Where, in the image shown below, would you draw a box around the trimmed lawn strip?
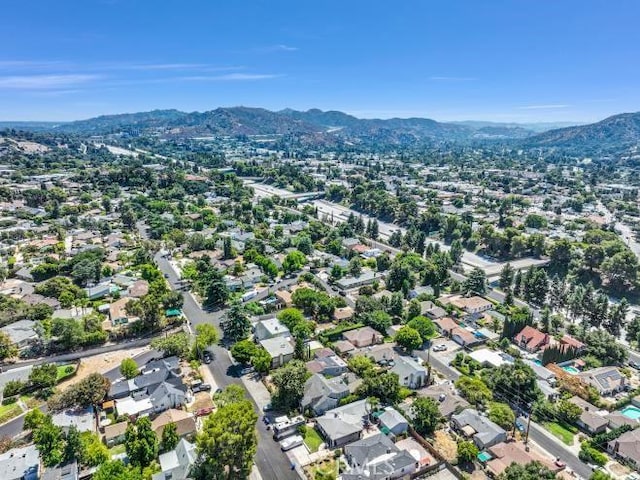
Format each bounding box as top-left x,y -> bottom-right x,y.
0,402 -> 23,424
56,364 -> 78,383
545,421 -> 576,445
304,426 -> 323,453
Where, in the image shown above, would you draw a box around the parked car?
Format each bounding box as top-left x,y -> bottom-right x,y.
196,407 -> 213,417
203,352 -> 212,364
629,361 -> 640,370
280,435 -> 303,451
262,403 -> 273,412
192,382 -> 212,393
432,344 -> 448,352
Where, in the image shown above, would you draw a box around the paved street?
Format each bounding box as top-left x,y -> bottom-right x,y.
154,252 -> 299,480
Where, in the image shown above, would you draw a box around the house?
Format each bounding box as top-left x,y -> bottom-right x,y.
568,396 -> 608,435
85,284 -> 111,300
151,409 -> 197,440
432,317 -> 458,337
115,396 -> 154,417
42,460 -> 78,480
451,326 -> 483,348
109,297 -> 135,327
416,383 -> 469,418
316,399 -> 369,448
274,290 -> 293,308
51,407 -> 96,433
559,334 -> 586,353
259,337 -> 294,368
108,357 -> 183,400
342,433 -> 418,480
469,348 -> 512,369
408,286 -> 435,299
301,373 -> 350,416
333,340 -> 356,355
454,296 -> 493,314
343,326 -> 383,348
608,428 -> 640,468
333,307 -> 354,322
306,354 -> 348,377
152,438 -> 197,480
150,382 -> 188,413
103,421 -> 128,447
0,319 -> 38,349
253,317 -> 290,342
0,444 -> 40,480
378,407 -> 409,436
451,409 -> 508,449
485,442 -> 562,478
575,367 -> 627,396
524,359 -> 557,385
606,411 -> 640,430
335,271 -> 378,291
424,305 -> 447,320
514,326 -> 550,353
391,356 -> 428,389
127,280 -> 149,298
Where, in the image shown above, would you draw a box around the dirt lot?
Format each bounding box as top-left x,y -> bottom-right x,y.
58,346 -> 151,388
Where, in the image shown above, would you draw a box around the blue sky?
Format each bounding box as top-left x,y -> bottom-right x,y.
1,0 -> 639,122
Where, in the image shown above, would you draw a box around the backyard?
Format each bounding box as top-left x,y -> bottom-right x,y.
56,364 -> 78,382
304,458 -> 338,480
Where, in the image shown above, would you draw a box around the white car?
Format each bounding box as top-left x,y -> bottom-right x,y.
279,435 -> 303,451
432,344 -> 448,352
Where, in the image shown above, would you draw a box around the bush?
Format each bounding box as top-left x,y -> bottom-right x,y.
3,380 -> 25,398
579,441 -> 608,466
1,396 -> 17,406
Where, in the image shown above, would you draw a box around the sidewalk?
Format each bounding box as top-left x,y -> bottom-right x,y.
199,364 -> 219,392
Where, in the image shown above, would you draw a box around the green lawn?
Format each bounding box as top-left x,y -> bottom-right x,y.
0,402 -> 23,424
56,364 -> 77,382
304,427 -> 324,453
109,444 -> 126,456
545,421 -> 577,445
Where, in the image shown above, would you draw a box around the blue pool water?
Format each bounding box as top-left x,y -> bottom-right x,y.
563,366 -> 579,374
621,406 -> 640,420
477,451 -> 493,462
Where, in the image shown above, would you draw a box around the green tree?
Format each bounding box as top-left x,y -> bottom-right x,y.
80,431 -> 109,467
283,250 -> 307,273
193,397 -> 257,480
64,425 -> 83,463
161,423 -> 180,452
194,323 -> 219,358
277,308 -> 306,330
251,348 -> 272,374
221,302 -> 251,342
498,461 -> 556,480
33,419 -> 64,466
602,250 -> 638,291
93,460 -> 143,480
487,360 -> 541,407
47,373 -> 111,412
151,332 -> 191,358
271,360 -> 309,410
348,355 -> 376,378
407,316 -> 436,340
125,416 -> 159,468
231,340 -> 257,364
359,371 -> 400,404
213,384 -> 247,408
457,440 -> 479,465
557,398 -> 582,424
412,397 -> 442,436
24,408 -> 48,431
395,325 -> 423,351
119,358 -> 139,379
463,267 -> 486,294
487,402 -> 515,430
0,331 -> 18,360
455,376 -> 492,406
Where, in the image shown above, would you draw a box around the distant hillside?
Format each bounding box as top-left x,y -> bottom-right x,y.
53,107 -> 546,145
526,112 -> 640,153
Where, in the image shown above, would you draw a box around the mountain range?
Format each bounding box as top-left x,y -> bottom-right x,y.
3,107 -> 640,155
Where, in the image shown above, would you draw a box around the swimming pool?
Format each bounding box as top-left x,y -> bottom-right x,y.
477,451 -> 493,462
621,406 -> 640,420
562,366 -> 579,374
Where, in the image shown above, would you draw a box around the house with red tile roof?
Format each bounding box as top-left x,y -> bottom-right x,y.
514,326 -> 550,353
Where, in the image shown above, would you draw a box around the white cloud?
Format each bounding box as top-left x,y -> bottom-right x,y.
0,74 -> 100,89
519,104 -> 570,110
257,44 -> 298,53
181,73 -> 282,81
429,76 -> 476,81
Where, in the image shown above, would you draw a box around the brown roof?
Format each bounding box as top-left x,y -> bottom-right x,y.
514,326 -> 548,351
104,421 -> 128,439
434,317 -> 458,333
128,280 -> 149,298
151,409 -> 196,439
275,290 -> 292,305
333,340 -> 356,354
109,297 -> 132,321
560,334 -> 585,350
343,326 -> 382,344
487,442 -> 560,477
333,307 -> 354,321
451,326 -> 477,344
